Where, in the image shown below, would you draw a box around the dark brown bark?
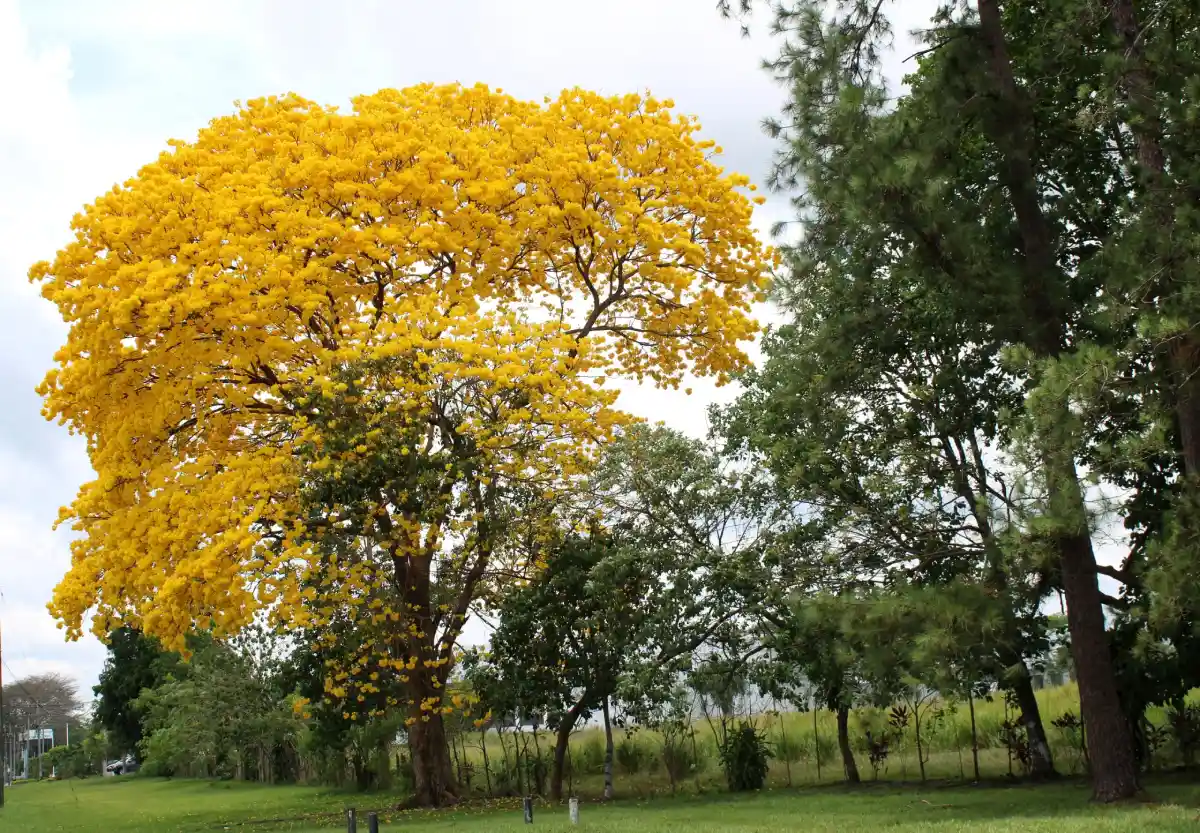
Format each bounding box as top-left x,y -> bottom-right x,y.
836,706 -> 860,784
530,724 -> 544,795
550,699 -> 588,801
602,697 -> 614,800
813,706 -> 822,781
1010,663 -> 1056,779
408,711 -> 459,808
1109,0 -> 1200,480
914,704 -> 927,782
1170,337 -> 1200,478
778,710 -> 793,787
975,0 -> 1139,802
969,691 -> 981,781
479,726 -> 492,796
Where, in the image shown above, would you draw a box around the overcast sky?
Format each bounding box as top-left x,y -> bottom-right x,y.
0,0 -> 965,696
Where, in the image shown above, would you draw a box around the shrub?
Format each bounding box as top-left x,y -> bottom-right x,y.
865,730 -> 890,780
1050,710 -> 1087,775
615,735 -> 652,775
719,722 -> 772,792
1167,703 -> 1200,767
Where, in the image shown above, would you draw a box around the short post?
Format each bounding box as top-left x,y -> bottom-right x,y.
346,807 -> 357,833
367,811 -> 380,833
523,795 -> 534,824
569,797 -> 580,825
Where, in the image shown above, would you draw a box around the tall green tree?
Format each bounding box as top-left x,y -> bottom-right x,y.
481,531 -> 648,800
93,627 -> 181,756
724,0 -> 1185,799
715,215 -> 1059,777
480,425 -> 780,799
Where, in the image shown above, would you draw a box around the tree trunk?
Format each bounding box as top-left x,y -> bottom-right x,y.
602,697 -> 615,800
480,727 -> 493,796
1169,338 -> 1200,478
408,713 -> 459,807
550,700 -> 587,801
968,692 -> 980,782
779,710 -> 792,787
1011,662 -> 1056,779
515,726 -> 527,796
450,727 -> 462,788
914,709 -> 926,782
530,723 -> 544,795
975,0 -> 1139,802
1059,530 -> 1139,799
836,706 -> 860,784
813,705 -> 822,781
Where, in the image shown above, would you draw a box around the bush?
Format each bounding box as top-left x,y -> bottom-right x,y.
1167,703 -> 1200,767
1050,710 -> 1087,775
615,735 -> 653,775
719,722 -> 772,792
661,729 -> 701,785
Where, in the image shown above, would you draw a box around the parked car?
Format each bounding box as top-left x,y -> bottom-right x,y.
106,757 -> 139,776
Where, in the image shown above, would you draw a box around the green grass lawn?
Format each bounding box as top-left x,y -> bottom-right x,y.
5,775 -> 1200,833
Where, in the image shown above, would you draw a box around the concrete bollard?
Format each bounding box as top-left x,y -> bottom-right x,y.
569,797 -> 580,825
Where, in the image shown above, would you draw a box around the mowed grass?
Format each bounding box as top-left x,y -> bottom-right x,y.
6,775 -> 1200,833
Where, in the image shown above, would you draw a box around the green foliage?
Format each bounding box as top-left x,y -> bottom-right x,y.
1165,703 -> 1200,767
718,722 -> 772,792
1050,711 -> 1087,775
134,633 -> 301,783
93,626 -> 182,756
615,734 -> 654,776
473,529 -> 644,758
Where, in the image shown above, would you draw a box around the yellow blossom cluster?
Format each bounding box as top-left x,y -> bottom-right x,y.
33,84 -> 773,683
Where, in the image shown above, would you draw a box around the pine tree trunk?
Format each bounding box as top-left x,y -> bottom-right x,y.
602,698 -> 615,800
1011,662 -> 1056,779
975,0 -> 1139,802
1169,338 -> 1200,478
836,706 -> 860,784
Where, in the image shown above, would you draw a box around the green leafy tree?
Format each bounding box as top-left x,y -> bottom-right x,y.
93,627 -> 182,756
136,634 -> 300,782
722,0 -> 1182,799
481,530 -> 649,800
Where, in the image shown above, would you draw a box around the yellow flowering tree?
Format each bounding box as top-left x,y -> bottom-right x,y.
34,83 -> 771,804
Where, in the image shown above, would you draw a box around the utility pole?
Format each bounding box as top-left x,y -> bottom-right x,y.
0,619 -> 5,807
